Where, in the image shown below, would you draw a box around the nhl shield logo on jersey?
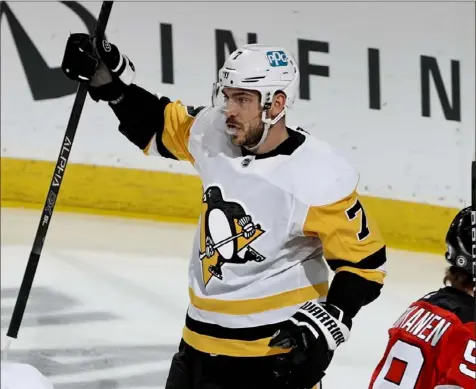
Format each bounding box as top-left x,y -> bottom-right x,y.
199,186 -> 266,286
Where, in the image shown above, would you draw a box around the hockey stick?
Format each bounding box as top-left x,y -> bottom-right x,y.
199,224 -> 262,260
3,1 -> 114,354
472,156 -> 476,290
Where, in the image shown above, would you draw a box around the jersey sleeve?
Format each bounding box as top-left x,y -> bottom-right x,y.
438,322 -> 475,388
108,83 -> 204,164
303,189 -> 387,284
302,170 -> 387,318
144,101 -> 203,163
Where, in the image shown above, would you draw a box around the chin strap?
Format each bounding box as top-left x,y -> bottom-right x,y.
244,108 -> 286,152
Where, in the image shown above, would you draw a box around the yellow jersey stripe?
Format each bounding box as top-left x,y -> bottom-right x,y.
189,281 -> 328,315
335,266 -> 386,284
162,101 -> 195,163
182,327 -> 291,357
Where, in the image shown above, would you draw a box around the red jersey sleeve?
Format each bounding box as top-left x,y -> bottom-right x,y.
437,321 -> 475,388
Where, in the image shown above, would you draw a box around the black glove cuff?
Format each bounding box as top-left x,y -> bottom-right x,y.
89,81 -> 125,102
107,84 -> 171,151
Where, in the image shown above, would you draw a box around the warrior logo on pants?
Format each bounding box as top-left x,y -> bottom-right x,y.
200,186 -> 266,286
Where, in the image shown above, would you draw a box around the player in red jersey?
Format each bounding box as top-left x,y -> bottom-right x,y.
369,206 -> 475,389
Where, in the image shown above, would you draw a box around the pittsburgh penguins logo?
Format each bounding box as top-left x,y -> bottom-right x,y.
200,186 -> 266,286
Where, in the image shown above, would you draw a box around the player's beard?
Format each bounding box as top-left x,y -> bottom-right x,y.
242,122 -> 265,148
227,117 -> 264,149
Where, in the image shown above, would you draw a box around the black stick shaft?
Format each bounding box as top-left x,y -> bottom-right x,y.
472,160 -> 476,288
6,1 -> 114,340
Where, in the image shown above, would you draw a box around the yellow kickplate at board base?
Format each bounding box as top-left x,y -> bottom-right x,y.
0,157 -> 459,255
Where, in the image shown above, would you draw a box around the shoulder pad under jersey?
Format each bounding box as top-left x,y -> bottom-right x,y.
420,287 -> 474,324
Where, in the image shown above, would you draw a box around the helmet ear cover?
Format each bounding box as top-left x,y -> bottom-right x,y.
445,206 -> 473,276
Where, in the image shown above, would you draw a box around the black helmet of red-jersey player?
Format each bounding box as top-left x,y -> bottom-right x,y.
445,206 -> 473,275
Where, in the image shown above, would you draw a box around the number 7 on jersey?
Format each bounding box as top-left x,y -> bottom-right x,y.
346,199 -> 370,241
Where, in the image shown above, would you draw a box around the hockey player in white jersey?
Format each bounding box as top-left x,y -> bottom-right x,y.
61,34 -> 388,389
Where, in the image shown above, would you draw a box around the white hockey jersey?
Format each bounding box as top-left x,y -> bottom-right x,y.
144,101 -> 386,357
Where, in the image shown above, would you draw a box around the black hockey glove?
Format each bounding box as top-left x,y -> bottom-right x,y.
61,33 -> 136,103
269,301 -> 351,388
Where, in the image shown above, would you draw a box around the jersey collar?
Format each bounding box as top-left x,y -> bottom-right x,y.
241,127 -> 306,160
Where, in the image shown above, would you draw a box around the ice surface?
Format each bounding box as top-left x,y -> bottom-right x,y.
1,208 -> 448,388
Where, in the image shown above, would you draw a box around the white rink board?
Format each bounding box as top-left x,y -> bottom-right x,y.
1,2 -> 474,207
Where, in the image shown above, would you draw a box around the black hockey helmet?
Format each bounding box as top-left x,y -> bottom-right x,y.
445,206 -> 473,275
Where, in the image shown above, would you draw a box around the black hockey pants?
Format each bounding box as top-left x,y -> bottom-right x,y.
164,339 -> 321,389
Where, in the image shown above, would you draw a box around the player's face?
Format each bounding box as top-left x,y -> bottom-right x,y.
222,88 -> 264,148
